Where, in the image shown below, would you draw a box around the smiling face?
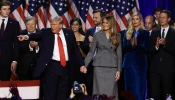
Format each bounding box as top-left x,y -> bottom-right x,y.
93,12 -> 102,26
0,5 -> 10,18
132,15 -> 141,28
102,18 -> 111,31
70,21 -> 81,33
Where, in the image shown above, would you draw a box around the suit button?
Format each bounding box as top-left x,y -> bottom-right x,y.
111,47 -> 112,49
46,64 -> 47,65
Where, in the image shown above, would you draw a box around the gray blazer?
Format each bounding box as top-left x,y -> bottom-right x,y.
85,31 -> 122,72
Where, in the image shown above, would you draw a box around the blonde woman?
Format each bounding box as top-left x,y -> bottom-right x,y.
122,13 -> 149,100
85,15 -> 122,100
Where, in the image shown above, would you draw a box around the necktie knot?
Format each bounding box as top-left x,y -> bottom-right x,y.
2,19 -> 5,22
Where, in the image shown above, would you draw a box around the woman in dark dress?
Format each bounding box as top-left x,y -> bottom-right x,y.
70,18 -> 86,84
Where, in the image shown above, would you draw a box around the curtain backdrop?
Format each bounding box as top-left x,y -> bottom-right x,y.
139,0 -> 175,20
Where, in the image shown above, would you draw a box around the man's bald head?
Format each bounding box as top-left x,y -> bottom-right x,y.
145,15 -> 154,30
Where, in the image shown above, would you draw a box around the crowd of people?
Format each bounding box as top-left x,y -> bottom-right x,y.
1,0 -> 175,100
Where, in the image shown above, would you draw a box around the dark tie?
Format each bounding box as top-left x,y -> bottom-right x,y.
57,34 -> 66,67
0,19 -> 5,36
162,29 -> 165,38
32,47 -> 36,53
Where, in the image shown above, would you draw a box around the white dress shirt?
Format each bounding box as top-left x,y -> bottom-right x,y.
52,29 -> 69,61
0,16 -> 8,30
95,26 -> 101,32
149,30 -> 152,36
161,26 -> 169,38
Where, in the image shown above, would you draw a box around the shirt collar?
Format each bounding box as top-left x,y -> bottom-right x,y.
55,29 -> 64,36
0,16 -> 8,21
28,30 -> 36,34
161,26 -> 169,32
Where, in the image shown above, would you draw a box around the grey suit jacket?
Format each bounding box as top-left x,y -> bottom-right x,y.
85,31 -> 122,72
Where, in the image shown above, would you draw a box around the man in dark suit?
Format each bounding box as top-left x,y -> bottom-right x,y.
18,16 -> 86,100
149,10 -> 175,100
16,16 -> 40,80
83,9 -> 106,95
0,0 -> 20,81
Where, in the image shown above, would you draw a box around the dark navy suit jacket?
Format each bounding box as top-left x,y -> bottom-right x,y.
28,28 -> 84,78
83,27 -> 96,54
0,17 -> 20,68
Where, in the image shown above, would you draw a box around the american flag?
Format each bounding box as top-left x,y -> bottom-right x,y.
9,0 -> 139,32
9,0 -> 25,30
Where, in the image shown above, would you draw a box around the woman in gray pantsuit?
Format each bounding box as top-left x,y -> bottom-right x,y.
84,15 -> 122,100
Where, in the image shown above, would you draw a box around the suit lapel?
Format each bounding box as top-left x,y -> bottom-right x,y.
99,31 -> 110,48
62,29 -> 70,53
1,18 -> 12,37
165,27 -> 171,40
4,18 -> 13,33
158,28 -> 161,38
92,27 -> 96,35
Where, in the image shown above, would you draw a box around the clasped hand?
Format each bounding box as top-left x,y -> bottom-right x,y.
80,66 -> 87,74
156,37 -> 166,48
130,37 -> 137,46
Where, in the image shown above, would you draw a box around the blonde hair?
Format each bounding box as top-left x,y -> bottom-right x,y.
126,13 -> 145,40
102,15 -> 119,46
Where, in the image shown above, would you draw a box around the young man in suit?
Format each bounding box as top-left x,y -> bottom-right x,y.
149,10 -> 175,100
83,9 -> 106,95
18,16 -> 86,100
153,7 -> 164,28
0,0 -> 20,81
16,16 -> 40,80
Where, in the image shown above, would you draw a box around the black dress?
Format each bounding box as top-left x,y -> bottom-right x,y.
71,41 -> 86,84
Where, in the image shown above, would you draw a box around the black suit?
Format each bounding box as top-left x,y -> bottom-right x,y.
149,27 -> 175,100
16,29 -> 40,80
28,28 -> 84,100
0,17 -> 20,81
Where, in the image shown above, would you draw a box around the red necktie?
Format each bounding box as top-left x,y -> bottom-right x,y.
57,34 -> 66,67
0,19 -> 5,36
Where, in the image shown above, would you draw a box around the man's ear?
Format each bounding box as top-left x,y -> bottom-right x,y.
60,24 -> 63,28
168,18 -> 171,22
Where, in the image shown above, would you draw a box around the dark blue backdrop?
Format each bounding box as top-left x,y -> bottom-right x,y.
139,0 -> 175,20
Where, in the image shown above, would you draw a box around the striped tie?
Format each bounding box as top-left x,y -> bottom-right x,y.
0,19 -> 5,36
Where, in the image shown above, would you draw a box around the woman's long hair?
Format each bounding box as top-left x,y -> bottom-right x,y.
70,18 -> 85,35
126,13 -> 145,40
102,15 -> 119,46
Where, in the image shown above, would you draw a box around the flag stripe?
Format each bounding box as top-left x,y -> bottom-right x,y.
10,0 -> 140,32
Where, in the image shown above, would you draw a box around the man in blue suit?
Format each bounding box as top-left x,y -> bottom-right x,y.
18,16 -> 86,100
83,9 -> 106,95
0,1 -> 20,81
